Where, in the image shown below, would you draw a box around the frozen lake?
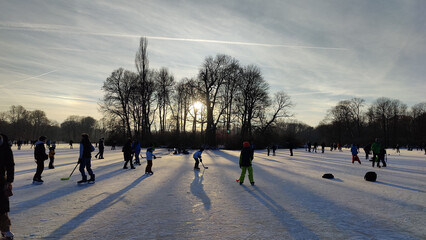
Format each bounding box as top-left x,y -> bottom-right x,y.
9,145 -> 426,239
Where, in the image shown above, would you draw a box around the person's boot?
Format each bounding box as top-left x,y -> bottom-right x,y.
1,231 -> 14,240
88,174 -> 95,184
78,176 -> 87,184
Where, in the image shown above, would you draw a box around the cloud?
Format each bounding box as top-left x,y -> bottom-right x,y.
1,0 -> 425,127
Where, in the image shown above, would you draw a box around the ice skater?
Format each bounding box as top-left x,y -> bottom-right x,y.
95,138 -> 104,159
133,140 -> 141,165
0,134 -> 15,240
48,144 -> 56,169
238,141 -> 255,186
363,143 -> 371,160
78,133 -> 96,184
145,146 -> 156,175
193,148 -> 204,170
33,136 -> 48,184
122,138 -> 135,169
351,144 -> 361,164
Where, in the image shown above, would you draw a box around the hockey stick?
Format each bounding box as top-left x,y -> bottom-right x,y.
61,162 -> 79,180
201,161 -> 208,169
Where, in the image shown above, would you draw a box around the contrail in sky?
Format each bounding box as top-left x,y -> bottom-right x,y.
14,70 -> 57,84
0,22 -> 349,51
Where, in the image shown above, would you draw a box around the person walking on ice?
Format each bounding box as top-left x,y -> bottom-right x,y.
145,146 -> 156,175
78,133 -> 95,184
351,144 -> 361,164
122,138 -> 135,169
238,141 -> 255,186
193,148 -> 204,170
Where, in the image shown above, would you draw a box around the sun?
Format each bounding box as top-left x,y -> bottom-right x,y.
193,101 -> 203,111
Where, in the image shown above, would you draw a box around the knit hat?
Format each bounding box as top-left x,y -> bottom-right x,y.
243,141 -> 250,148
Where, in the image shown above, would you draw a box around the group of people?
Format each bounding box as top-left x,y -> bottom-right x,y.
346,139 -> 387,167
33,134 -> 98,184
192,142 -> 255,186
122,138 -> 156,175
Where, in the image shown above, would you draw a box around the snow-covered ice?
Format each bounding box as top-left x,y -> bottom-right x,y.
9,145 -> 426,239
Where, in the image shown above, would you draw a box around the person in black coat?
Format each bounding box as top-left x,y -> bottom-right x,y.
0,134 -> 15,239
33,136 -> 48,183
238,141 -> 255,185
122,138 -> 135,169
78,133 -> 95,183
95,138 -> 104,159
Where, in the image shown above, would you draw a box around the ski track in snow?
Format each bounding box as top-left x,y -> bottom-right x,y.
8,145 -> 426,239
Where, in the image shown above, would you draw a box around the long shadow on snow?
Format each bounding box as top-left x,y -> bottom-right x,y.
216,150 -> 421,239
12,161 -> 136,212
376,181 -> 425,193
242,185 -> 321,239
209,150 -> 320,239
190,168 -> 211,211
44,174 -> 150,239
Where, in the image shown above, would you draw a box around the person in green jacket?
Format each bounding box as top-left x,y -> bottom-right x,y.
371,138 -> 381,167
238,141 -> 255,186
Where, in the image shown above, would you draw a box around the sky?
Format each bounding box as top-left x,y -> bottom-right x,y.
0,0 -> 425,127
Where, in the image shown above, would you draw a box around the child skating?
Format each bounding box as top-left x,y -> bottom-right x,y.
193,148 -> 204,170
351,144 -> 361,164
145,146 -> 156,175
48,144 -> 56,169
238,141 -> 255,186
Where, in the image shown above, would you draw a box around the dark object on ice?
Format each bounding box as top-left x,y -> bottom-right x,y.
322,173 -> 334,179
364,171 -> 377,182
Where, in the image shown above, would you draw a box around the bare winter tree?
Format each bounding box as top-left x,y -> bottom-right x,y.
155,67 -> 175,133
349,98 -> 365,138
220,59 -> 241,134
135,37 -> 155,142
197,54 -> 235,146
368,97 -> 394,146
101,68 -> 136,138
259,91 -> 293,133
236,65 -> 270,140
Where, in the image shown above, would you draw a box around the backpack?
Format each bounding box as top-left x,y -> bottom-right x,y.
364,171 -> 377,182
322,173 -> 334,179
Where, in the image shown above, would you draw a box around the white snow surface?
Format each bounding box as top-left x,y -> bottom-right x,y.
9,145 -> 426,239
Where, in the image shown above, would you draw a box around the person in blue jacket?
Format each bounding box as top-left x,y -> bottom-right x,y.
132,140 -> 142,165
350,144 -> 361,164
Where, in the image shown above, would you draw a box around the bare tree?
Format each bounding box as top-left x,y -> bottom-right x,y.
197,54 -> 235,146
259,91 -> 293,133
101,68 -> 136,138
236,65 -> 270,140
155,68 -> 175,133
349,98 -> 365,138
135,37 -> 155,142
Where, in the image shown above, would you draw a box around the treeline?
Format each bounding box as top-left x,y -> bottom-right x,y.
99,37 -> 293,148
0,105 -> 107,144
315,98 -> 426,147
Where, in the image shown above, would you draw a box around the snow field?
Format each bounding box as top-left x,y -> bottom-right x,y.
9,145 -> 426,239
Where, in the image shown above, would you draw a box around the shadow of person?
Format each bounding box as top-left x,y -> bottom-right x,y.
190,169 -> 211,211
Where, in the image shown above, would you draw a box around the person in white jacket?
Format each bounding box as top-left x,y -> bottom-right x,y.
145,147 -> 156,175
192,148 -> 204,170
